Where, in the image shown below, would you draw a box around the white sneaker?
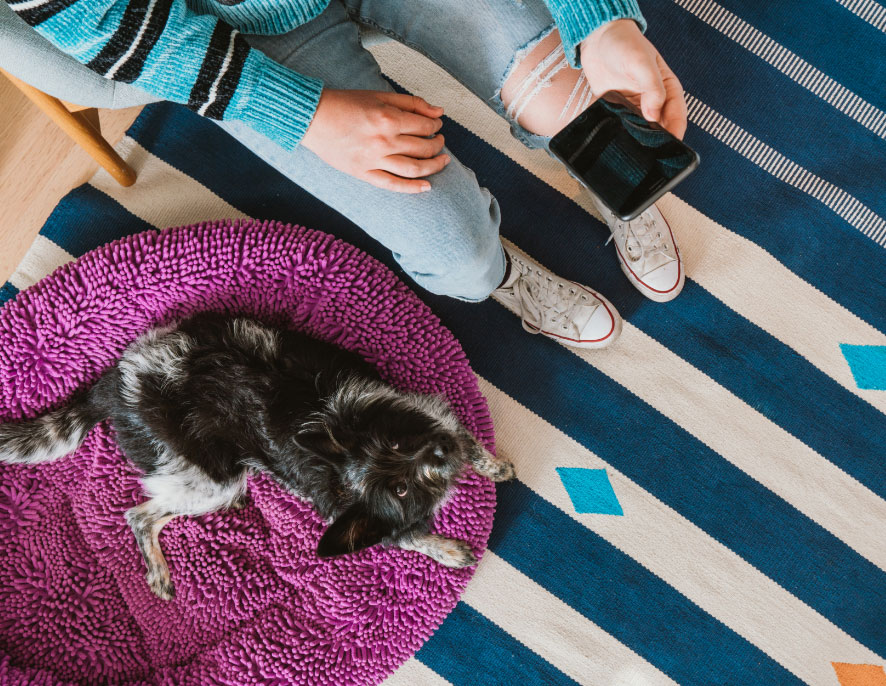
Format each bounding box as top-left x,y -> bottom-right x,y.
595,200 -> 684,303
493,244 -> 622,349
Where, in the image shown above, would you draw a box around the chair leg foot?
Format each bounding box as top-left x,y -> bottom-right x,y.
1,69 -> 137,187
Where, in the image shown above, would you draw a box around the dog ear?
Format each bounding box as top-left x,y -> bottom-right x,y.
317,502 -> 389,558
296,422 -> 346,457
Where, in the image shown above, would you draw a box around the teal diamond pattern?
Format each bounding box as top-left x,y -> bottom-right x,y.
840,344 -> 886,390
556,467 -> 623,516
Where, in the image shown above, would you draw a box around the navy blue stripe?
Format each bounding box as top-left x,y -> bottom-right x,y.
483,481 -> 803,685
38,185 -> 155,258
642,0 -> 886,216
665,0 -> 886,110
445,117 -> 886,502
123,103 -> 886,655
417,603 -> 579,686
431,297 -> 886,658
676,123 -> 886,332
124,103 -> 886,499
0,282 -> 19,307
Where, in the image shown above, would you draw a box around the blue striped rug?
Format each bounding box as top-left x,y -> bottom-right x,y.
3,2 -> 885,683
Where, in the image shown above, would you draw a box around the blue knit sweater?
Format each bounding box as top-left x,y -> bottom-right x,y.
6,0 -> 645,150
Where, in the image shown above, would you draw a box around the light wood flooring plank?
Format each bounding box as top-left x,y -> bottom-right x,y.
0,75 -> 142,283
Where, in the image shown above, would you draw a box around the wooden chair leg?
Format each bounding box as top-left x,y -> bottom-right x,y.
0,68 -> 137,187
73,107 -> 102,134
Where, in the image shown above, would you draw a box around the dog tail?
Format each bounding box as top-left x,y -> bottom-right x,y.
0,391 -> 104,465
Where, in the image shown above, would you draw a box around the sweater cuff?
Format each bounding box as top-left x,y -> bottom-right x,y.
545,0 -> 647,68
233,52 -> 324,151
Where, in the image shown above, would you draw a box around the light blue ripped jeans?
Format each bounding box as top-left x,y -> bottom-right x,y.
219,0 -> 565,301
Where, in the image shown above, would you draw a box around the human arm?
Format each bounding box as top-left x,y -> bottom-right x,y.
4,0 -> 322,149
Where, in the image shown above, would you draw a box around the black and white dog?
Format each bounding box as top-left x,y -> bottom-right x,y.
0,312 -> 514,599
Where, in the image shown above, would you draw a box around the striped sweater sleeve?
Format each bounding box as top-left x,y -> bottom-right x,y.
4,0 -> 323,150
542,0 -> 647,68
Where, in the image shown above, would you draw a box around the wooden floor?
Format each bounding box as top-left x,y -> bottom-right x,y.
0,74 -> 143,284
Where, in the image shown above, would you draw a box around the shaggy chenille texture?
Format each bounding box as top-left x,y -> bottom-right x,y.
0,219 -> 496,686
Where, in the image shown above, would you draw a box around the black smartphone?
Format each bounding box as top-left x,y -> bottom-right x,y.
549,95 -> 699,221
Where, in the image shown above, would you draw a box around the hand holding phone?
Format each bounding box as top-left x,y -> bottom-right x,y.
549,94 -> 699,221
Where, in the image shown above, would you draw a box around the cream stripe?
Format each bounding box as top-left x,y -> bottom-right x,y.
657,193 -> 886,416
8,235 -> 75,291
673,0 -> 886,138
834,0 -> 886,31
480,379 -> 886,684
500,238 -> 886,572
463,552 -> 679,686
90,137 -> 249,228
368,40 -> 886,415
382,658 -> 452,686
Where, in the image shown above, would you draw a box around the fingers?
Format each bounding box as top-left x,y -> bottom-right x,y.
377,92 -> 444,118
363,170 -> 432,194
361,150 -> 451,194
375,92 -> 444,135
379,153 -> 451,179
656,54 -> 688,139
633,60 -> 667,124
395,133 -> 445,159
395,110 -> 443,136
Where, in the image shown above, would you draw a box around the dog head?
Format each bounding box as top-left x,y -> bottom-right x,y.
296,377 -> 478,558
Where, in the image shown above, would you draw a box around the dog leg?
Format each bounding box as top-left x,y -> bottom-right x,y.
229,492 -> 249,510
397,533 -> 478,568
471,446 -> 516,482
125,500 -> 176,600
132,462 -> 248,599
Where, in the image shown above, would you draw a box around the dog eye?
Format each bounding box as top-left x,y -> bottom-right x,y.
394,482 -> 408,497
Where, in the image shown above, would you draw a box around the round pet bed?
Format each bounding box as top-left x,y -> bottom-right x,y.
0,219 -> 496,685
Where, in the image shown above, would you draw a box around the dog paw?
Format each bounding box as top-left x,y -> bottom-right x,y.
473,449 -> 516,482
146,570 -> 175,601
487,459 -> 516,482
436,539 -> 478,569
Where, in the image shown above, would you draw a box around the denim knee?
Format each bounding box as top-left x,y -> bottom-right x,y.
396,183 -> 507,302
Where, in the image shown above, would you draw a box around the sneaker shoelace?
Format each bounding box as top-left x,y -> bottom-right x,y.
509,261 -> 598,337
605,212 -> 670,264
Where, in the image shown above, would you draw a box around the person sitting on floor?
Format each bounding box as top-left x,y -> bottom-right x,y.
6,0 -> 688,348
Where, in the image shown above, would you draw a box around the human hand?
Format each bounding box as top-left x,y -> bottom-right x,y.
579,19 -> 688,139
300,89 -> 450,193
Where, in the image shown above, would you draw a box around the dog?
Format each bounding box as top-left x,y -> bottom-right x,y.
0,312 -> 514,599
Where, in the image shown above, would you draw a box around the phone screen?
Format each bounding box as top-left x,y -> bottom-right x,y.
549,97 -> 699,221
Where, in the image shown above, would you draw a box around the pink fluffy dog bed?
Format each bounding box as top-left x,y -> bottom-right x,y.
0,219 -> 496,685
